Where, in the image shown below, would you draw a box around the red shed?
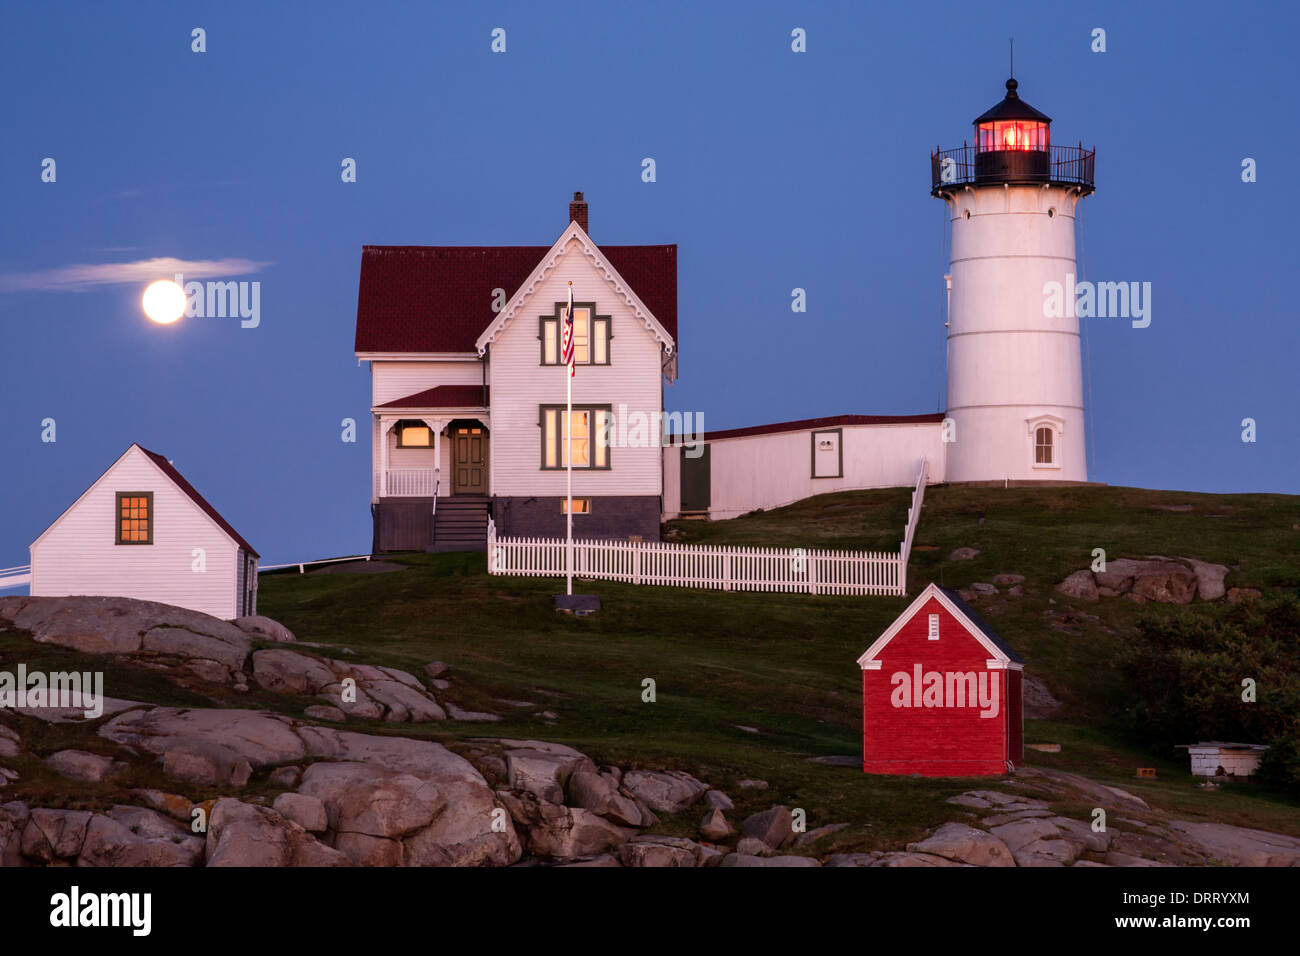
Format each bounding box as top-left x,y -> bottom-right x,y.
858,583 -> 1024,777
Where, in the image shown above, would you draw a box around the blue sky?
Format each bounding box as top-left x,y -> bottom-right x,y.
1,0 -> 1296,567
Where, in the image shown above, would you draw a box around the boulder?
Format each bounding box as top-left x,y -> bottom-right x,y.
129,790 -> 194,822
0,595 -> 250,660
0,725 -> 19,758
825,852 -> 883,867
907,823 -> 1014,867
699,808 -> 732,842
78,813 -> 203,867
737,778 -> 768,790
970,582 -> 998,595
141,626 -> 248,672
44,749 -> 125,783
1167,821 -> 1300,867
741,806 -> 795,849
232,615 -> 296,642
424,661 -> 449,679
107,805 -> 192,841
794,822 -> 850,848
948,548 -> 980,561
621,770 -> 709,813
1131,561 -> 1197,604
1183,559 -> 1229,601
162,738 -> 253,787
252,649 -> 337,694
443,702 -> 500,722
620,835 -> 698,867
101,707 -> 308,767
205,798 -> 351,867
1227,587 -> 1262,604
992,574 -> 1025,586
704,790 -> 734,811
1054,570 -> 1099,601
269,766 -> 303,788
1093,558 -> 1148,593
507,746 -> 595,804
735,836 -> 773,856
272,793 -> 329,833
21,808 -> 92,863
568,770 -> 644,827
0,801 -> 31,867
524,807 -> 635,861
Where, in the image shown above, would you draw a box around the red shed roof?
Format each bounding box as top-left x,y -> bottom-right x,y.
354,243 -> 677,355
136,445 -> 259,558
694,413 -> 945,443
376,385 -> 489,410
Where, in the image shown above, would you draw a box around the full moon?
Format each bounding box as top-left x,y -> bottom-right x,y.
141,279 -> 187,324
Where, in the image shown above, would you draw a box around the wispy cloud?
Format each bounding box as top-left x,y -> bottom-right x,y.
0,257 -> 273,293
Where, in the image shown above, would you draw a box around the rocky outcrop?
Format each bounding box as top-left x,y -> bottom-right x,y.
620,770 -> 709,813
1054,556 -> 1231,604
906,823 -> 1014,867
252,649 -> 446,723
232,615 -> 296,643
44,749 -> 126,783
206,799 -> 351,867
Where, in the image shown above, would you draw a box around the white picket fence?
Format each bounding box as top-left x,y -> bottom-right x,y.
487,458 -> 928,597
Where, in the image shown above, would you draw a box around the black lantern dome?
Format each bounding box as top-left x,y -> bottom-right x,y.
930,76 -> 1093,196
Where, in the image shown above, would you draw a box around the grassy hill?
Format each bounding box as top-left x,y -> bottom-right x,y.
256,484 -> 1300,851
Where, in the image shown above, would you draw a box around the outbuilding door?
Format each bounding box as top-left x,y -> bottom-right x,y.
453,426 -> 488,495
680,444 -> 711,512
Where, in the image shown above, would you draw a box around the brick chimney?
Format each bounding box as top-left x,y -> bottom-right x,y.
568,191 -> 589,234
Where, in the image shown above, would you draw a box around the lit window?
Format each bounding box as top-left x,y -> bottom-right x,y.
1035,426 -> 1054,465
562,497 -> 592,515
541,303 -> 610,366
397,423 -> 431,448
928,613 -> 940,641
116,492 -> 153,544
541,405 -> 610,469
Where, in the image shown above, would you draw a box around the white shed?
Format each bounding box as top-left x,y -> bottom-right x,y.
30,444 -> 259,620
1178,742 -> 1269,778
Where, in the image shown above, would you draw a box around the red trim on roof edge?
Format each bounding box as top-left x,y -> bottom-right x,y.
377,385 -> 490,410
136,445 -> 259,557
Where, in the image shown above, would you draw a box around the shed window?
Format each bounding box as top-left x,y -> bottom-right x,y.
116,492 -> 153,544
928,613 -> 940,640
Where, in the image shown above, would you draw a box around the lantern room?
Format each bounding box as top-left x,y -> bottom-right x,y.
973,78 -> 1051,182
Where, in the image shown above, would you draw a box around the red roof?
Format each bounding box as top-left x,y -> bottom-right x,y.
136,445 -> 259,558
354,243 -> 677,354
695,413 -> 945,442
377,385 -> 489,409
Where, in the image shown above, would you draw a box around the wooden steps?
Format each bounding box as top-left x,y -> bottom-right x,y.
430,496 -> 489,552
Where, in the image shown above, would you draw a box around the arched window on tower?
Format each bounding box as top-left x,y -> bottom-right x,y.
1035,426 -> 1055,465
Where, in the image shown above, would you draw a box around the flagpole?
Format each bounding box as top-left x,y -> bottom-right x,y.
565,283 -> 574,596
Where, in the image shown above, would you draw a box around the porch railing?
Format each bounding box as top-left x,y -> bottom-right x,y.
384,468 -> 437,497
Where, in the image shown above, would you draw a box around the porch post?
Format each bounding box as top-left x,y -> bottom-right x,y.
379,416 -> 392,497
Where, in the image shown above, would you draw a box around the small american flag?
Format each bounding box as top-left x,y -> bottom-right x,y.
560,282 -> 575,377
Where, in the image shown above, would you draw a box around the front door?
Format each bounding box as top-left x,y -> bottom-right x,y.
453,426 -> 488,494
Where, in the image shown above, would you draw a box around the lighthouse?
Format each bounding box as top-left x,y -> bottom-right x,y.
932,78 -> 1095,483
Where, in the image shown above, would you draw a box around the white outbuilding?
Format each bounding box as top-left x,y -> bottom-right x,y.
1178,742 -> 1269,779
30,444 -> 259,619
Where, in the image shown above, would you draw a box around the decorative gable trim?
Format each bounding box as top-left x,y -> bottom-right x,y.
856,583 -> 1021,670
474,221 -> 675,357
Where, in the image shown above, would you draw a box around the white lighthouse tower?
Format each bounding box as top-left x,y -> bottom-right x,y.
932,78 -> 1095,482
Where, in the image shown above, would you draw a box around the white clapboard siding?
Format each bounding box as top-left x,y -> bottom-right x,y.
371,359 -> 483,406
681,423 -> 945,520
30,446 -> 243,619
487,519 -> 905,596
487,237 -> 665,499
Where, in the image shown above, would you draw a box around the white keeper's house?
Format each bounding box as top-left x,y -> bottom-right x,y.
29,443 -> 259,619
357,76 -> 1097,550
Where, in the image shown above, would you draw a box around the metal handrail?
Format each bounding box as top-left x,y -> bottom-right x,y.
931,143 -> 1095,193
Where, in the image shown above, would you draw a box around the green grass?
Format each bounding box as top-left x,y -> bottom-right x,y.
244,483 -> 1300,850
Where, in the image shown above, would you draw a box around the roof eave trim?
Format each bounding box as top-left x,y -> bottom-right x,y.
473,221 -> 676,356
